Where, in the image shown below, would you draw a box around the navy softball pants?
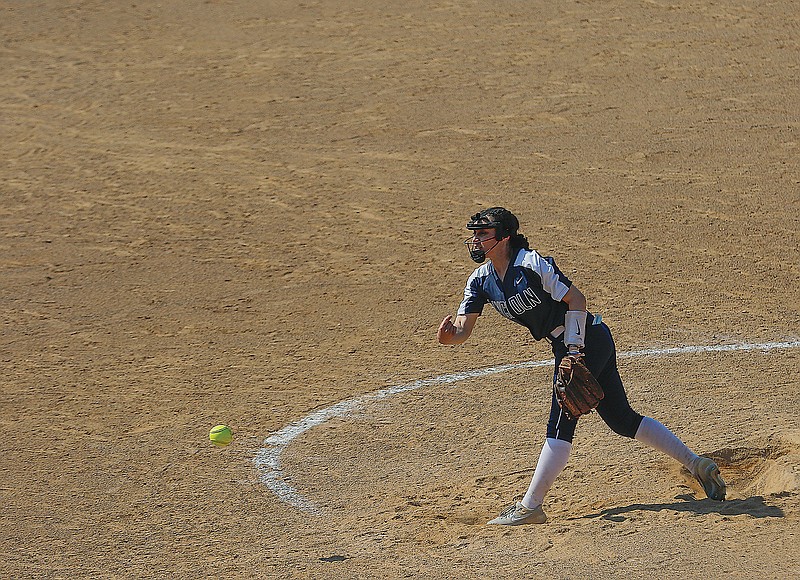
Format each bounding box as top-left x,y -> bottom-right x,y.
547,317 -> 643,443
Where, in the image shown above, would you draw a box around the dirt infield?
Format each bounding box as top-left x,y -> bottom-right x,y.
2,1 -> 799,578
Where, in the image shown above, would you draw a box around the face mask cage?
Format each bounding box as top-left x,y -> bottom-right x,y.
465,211 -> 511,262
463,229 -> 500,263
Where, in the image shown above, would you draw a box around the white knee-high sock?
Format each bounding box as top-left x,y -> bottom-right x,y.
634,416 -> 699,470
521,438 -> 572,510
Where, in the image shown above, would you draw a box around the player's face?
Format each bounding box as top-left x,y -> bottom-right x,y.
470,228 -> 498,247
464,227 -> 501,257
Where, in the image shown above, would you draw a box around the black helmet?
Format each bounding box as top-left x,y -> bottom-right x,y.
466,207 -> 519,240
464,207 -> 520,263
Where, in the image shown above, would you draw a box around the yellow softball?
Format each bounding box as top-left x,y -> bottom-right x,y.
209,424 -> 233,447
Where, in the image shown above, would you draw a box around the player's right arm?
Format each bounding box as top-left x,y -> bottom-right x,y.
437,313 -> 479,345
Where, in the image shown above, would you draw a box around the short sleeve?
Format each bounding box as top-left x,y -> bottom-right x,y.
520,252 -> 571,302
457,271 -> 487,315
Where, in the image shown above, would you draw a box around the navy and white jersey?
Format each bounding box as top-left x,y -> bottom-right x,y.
457,248 -> 573,341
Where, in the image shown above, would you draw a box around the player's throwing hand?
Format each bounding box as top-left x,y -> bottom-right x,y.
437,315 -> 457,343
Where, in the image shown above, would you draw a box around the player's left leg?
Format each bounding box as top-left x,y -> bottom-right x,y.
487,436 -> 570,526
486,361 -> 578,525
520,437 -> 572,510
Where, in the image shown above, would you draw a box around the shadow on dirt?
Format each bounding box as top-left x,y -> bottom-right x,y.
578,494 -> 786,521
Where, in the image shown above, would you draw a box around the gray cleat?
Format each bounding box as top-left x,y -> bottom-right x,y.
487,501 -> 547,525
692,457 -> 726,501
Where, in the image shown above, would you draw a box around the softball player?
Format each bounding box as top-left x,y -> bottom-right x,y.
437,207 -> 726,525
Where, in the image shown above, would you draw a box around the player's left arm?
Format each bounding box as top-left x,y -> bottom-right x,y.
562,285 -> 586,311
562,285 -> 588,353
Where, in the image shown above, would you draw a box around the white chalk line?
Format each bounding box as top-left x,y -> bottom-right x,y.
252,339 -> 800,513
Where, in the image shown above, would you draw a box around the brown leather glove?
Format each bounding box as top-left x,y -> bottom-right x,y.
554,354 -> 604,419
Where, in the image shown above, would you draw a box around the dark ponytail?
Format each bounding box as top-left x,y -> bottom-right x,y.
510,233 -> 530,250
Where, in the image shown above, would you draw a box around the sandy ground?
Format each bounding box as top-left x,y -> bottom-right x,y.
2,0 -> 799,578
